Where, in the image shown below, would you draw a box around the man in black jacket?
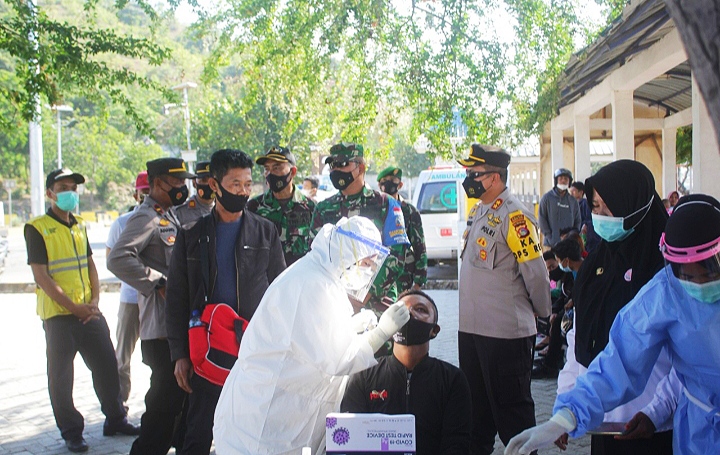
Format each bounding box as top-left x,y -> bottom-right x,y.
341,290 -> 472,455
165,149 -> 286,455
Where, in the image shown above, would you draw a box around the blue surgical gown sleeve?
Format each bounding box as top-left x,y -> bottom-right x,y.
641,367 -> 681,432
553,274 -> 670,437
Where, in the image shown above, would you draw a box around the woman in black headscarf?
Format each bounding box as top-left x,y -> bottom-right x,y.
557,160 -> 674,454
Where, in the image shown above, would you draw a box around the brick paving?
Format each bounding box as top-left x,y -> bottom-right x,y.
0,290 -> 590,455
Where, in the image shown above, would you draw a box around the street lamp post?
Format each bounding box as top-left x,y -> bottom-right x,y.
171,82 -> 198,173
51,105 -> 73,168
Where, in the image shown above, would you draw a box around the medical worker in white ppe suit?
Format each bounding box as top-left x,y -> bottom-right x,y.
505,194 -> 720,455
214,216 -> 410,455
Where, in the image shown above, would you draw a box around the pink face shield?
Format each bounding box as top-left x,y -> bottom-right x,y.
660,232 -> 720,281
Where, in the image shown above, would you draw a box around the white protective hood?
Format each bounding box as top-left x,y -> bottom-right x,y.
214,216 -> 382,455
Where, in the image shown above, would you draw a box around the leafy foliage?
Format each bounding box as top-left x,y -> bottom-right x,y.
0,0 -> 173,134
0,0 -> 623,214
676,125 -> 691,164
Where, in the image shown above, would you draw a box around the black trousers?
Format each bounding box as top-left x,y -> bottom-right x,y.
130,339 -> 186,455
544,309 -> 565,369
591,430 -> 673,455
43,315 -> 126,441
178,374 -> 223,455
459,332 -> 536,455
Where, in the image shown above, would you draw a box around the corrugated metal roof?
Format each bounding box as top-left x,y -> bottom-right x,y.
559,0 -> 691,115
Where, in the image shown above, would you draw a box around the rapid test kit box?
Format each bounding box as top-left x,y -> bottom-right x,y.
325,413 -> 416,454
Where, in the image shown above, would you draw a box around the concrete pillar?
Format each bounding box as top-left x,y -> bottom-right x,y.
551,128 -> 564,173
611,90 -> 635,160
662,127 -> 677,196
691,76 -> 720,196
574,115 -> 591,182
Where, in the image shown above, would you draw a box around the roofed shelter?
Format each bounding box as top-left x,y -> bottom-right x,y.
540,0 -> 720,197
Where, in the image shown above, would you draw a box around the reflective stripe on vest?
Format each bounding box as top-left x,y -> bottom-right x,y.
28,214 -> 92,320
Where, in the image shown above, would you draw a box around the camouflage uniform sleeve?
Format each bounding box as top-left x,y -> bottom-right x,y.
310,201 -> 325,235
311,198 -> 339,235
405,203 -> 427,286
306,198 -> 317,243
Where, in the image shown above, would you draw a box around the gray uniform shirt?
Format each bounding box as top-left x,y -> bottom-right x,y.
174,194 -> 213,229
107,196 -> 181,340
459,188 -> 552,339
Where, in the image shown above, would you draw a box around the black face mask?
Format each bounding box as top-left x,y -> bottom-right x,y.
549,267 -> 565,282
462,175 -> 487,199
393,317 -> 437,346
267,171 -> 292,193
330,169 -> 355,191
196,184 -> 214,200
166,184 -> 189,206
216,182 -> 249,213
380,181 -> 399,195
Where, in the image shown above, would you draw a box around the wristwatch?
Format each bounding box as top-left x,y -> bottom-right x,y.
155,277 -> 167,289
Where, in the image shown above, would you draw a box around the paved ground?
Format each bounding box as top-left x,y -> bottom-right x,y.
0,224 -> 590,454
0,290 -> 590,455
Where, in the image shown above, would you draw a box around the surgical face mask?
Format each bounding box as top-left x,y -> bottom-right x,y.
592,214 -> 631,242
393,317 -> 436,346
196,184 -> 214,200
333,225 -> 390,302
556,184 -> 569,191
379,181 -> 399,195
55,191 -> 79,212
340,264 -> 376,292
330,169 -> 355,191
559,261 -> 572,273
216,182 -> 249,213
592,197 -> 654,243
301,189 -> 313,199
267,171 -> 292,193
678,279 -> 720,304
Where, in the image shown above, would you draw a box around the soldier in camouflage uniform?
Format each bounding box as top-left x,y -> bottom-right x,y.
174,160 -> 214,229
311,143 -> 410,321
247,146 -> 315,266
377,166 -> 427,291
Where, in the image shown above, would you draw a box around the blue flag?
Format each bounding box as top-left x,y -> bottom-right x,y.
382,197 -> 410,246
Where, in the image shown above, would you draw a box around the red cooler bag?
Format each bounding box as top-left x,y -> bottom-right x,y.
188,303 -> 249,386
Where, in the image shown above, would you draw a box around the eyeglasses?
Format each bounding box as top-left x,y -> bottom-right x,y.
330,159 -> 360,170
466,170 -> 496,179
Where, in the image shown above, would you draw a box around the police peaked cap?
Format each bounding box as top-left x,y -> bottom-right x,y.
457,144 -> 511,169
377,166 -> 402,181
146,157 -> 196,179
195,161 -> 211,177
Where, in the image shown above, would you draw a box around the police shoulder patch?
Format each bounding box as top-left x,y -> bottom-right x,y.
506,210 -> 541,264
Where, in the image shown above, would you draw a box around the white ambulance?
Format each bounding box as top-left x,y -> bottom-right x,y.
412,166 -> 478,262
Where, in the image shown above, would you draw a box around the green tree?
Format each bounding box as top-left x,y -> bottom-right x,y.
676,126 -> 691,165
53,114 -> 164,210
0,0 -> 173,133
